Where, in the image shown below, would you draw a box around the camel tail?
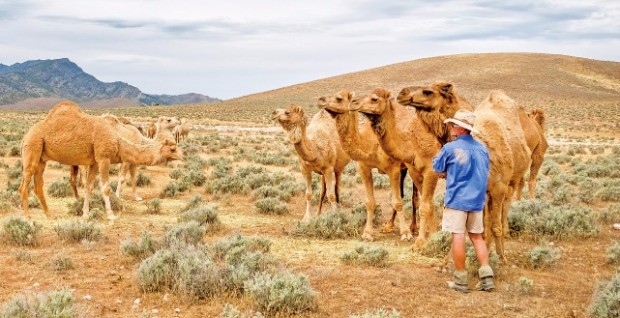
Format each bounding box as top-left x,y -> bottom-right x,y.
530,109 -> 545,130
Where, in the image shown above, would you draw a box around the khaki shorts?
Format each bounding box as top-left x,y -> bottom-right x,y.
441,207 -> 484,234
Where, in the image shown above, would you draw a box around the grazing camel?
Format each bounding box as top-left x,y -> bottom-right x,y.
317,90 -> 416,241
19,101 -> 182,221
397,82 -> 531,260
349,88 -> 442,249
272,105 -> 351,222
515,108 -> 548,200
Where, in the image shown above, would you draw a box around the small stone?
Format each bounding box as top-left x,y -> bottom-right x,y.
32,282 -> 40,287
115,299 -> 122,304
133,298 -> 141,305
82,295 -> 92,300
549,242 -> 555,247
163,293 -> 169,301
119,265 -> 125,270
175,308 -> 181,313
613,223 -> 620,230
152,309 -> 159,314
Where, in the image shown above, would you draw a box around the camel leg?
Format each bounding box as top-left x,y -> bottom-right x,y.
19,140 -> 44,219
316,175 -> 327,216
69,166 -> 80,198
33,162 -> 52,218
302,169 -> 313,223
485,183 -> 507,258
389,168 -> 412,241
129,164 -> 142,201
335,171 -> 342,204
383,168 -> 409,234
97,159 -> 116,222
407,168 -> 423,236
323,168 -> 338,213
528,157 -> 544,200
412,171 -> 438,250
358,164 -> 376,241
115,163 -> 128,199
82,164 -> 99,220
515,177 -> 525,201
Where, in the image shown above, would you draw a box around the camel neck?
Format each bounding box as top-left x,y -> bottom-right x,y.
372,100 -> 413,162
117,135 -> 162,165
292,124 -> 318,162
334,112 -> 372,161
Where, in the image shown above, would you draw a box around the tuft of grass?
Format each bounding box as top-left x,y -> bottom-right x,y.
47,178 -> 73,198
244,271 -> 318,314
508,200 -> 599,238
138,249 -> 179,293
51,254 -> 74,272
164,221 -> 206,247
178,205 -> 221,231
340,245 -> 389,267
598,203 -> 620,224
120,231 -> 160,260
145,198 -> 161,214
419,230 -> 452,259
527,243 -> 561,268
589,272 -> 620,318
254,197 -> 288,215
349,308 -> 401,318
0,288 -> 74,318
219,303 -> 264,318
54,220 -> 102,243
290,211 -> 360,239
606,241 -> 620,265
11,249 -> 33,263
517,276 -> 534,294
182,194 -> 204,212
1,217 -> 41,246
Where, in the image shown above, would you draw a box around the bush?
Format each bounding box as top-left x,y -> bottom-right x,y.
596,187 -> 620,202
169,168 -> 182,180
599,204 -> 620,224
120,231 -> 160,260
182,194 -> 204,212
254,197 -> 288,215
0,288 -> 74,318
517,276 -> 534,294
145,198 -> 161,214
420,230 -> 452,258
589,272 -> 620,318
66,192 -> 123,216
54,220 -> 102,243
176,247 -> 224,299
340,245 -> 389,267
178,205 -> 221,230
290,211 -> 359,239
527,243 -> 561,268
47,178 -> 73,198
1,217 -> 41,246
606,242 -> 620,265
138,249 -> 179,292
245,271 -> 318,314
509,200 -> 599,238
52,254 -> 74,272
349,308 -> 401,318
213,235 -> 272,260
164,221 -> 205,247
219,303 -> 264,318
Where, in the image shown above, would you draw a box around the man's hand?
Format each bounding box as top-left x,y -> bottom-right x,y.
437,172 -> 447,179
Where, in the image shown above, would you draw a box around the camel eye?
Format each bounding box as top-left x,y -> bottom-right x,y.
285,111 -> 290,115
371,97 -> 379,102
423,90 -> 433,96
336,97 -> 342,102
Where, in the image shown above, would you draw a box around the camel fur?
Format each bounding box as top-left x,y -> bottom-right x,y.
515,108 -> 548,200
317,90 -> 417,241
19,101 -> 182,221
350,88 -> 442,249
398,82 -> 531,260
272,105 -> 351,222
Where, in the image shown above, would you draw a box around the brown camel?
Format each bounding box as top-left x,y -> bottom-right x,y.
515,108 -> 548,200
19,101 -> 182,221
147,122 -> 157,139
173,125 -> 182,144
155,116 -> 181,140
349,88 -> 442,249
317,90 -> 416,241
272,105 -> 351,222
397,82 -> 531,260
179,120 -> 190,142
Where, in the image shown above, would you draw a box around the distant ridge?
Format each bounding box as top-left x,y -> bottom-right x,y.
0,58 -> 220,109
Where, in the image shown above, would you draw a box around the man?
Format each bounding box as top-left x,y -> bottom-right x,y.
432,109 -> 494,293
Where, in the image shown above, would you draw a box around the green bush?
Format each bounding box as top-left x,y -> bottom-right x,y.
245,271 -> 318,314
349,308 -> 401,318
145,198 -> 161,214
606,242 -> 620,265
420,230 -> 452,258
66,192 -> 123,216
120,231 -> 160,260
164,221 -> 205,247
290,211 -> 359,239
0,289 -> 74,318
589,272 -> 620,318
138,249 -> 179,292
178,205 -> 221,230
52,254 -> 74,272
169,168 -> 182,180
219,303 -> 264,318
135,171 -> 151,187
1,217 -> 41,246
54,220 -> 102,243
47,178 -> 73,198
213,235 -> 272,260
517,276 -> 534,294
599,204 -> 620,224
254,197 -> 288,215
340,245 -> 389,267
509,200 -> 599,238
527,243 -> 561,268
182,194 -> 204,212
596,187 -> 620,202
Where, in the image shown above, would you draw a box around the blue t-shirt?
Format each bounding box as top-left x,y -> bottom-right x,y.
432,134 -> 490,212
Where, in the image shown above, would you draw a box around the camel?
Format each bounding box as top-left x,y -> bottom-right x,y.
147,122 -> 157,139
397,82 -> 531,260
317,90 -> 417,241
179,120 -> 190,142
19,101 -> 182,221
515,108 -> 548,200
272,105 -> 351,222
349,88 -> 442,249
155,117 -> 181,140
173,125 -> 182,144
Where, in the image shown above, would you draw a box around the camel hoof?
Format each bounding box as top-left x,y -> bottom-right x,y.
380,225 -> 395,234
107,215 -> 117,224
411,237 -> 427,250
362,233 -> 374,241
134,196 -> 143,202
82,213 -> 89,220
400,233 -> 414,241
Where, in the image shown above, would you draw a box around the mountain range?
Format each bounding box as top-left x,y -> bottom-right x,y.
0,58 -> 220,109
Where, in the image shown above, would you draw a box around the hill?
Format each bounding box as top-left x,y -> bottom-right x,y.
0,58 -> 220,109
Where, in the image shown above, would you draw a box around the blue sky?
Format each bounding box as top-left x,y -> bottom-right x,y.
1,0 -> 619,99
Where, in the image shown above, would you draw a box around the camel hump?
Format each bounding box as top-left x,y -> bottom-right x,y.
46,100 -> 83,118
529,109 -> 545,129
100,114 -> 122,126
117,116 -> 133,125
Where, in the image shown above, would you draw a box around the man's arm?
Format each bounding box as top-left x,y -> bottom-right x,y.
433,147 -> 449,174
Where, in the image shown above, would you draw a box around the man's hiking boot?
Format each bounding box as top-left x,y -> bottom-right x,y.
447,270 -> 470,294
476,265 -> 495,292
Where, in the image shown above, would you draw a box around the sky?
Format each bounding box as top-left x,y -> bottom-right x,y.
1,0 -> 619,99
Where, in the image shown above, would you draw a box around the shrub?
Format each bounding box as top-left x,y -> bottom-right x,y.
596,187 -> 620,202
176,247 -> 223,299
169,168 -> 182,180
145,198 -> 161,214
349,308 -> 401,318
0,289 -> 74,318
67,192 -> 123,216
47,178 -> 73,198
245,271 -> 318,314
517,276 -> 534,294
290,211 -> 359,239
340,245 -> 389,267
135,171 -> 151,187
599,204 -> 620,224
606,242 -> 620,265
589,272 -> 620,318
12,249 -> 33,262
54,220 -> 102,242
219,303 -> 264,318
178,205 -> 221,230
182,194 -> 204,212
420,230 -> 452,258
120,231 -> 160,260
527,243 -> 561,268
52,254 -> 74,272
1,217 -> 41,246
213,235 -> 272,260
138,249 -> 179,292
181,169 -> 207,187
254,198 -> 288,215
164,221 -> 205,247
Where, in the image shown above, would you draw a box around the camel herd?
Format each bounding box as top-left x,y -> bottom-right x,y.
273,81 -> 548,260
18,101 -> 191,222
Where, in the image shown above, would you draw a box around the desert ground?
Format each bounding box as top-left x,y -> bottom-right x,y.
0,97 -> 618,318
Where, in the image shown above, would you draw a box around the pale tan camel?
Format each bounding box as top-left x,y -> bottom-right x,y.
147,122 -> 157,139
272,105 -> 351,222
397,82 -> 531,260
154,116 -> 181,140
515,108 -> 548,200
173,125 -> 182,144
349,88 -> 442,249
179,120 -> 190,141
317,90 -> 416,241
19,101 -> 182,221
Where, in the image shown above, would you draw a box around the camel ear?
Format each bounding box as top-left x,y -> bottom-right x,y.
317,97 -> 327,107
164,138 -> 175,146
290,104 -> 304,114
439,83 -> 453,95
348,91 -> 356,100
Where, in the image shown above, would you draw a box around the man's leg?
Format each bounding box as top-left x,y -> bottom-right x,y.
443,208 -> 470,293
453,233 -> 467,270
469,232 -> 494,291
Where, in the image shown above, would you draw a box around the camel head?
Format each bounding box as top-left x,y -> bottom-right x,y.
397,82 -> 456,113
317,90 -> 357,116
272,104 -> 308,144
159,138 -> 183,162
158,116 -> 181,131
350,88 -> 392,115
